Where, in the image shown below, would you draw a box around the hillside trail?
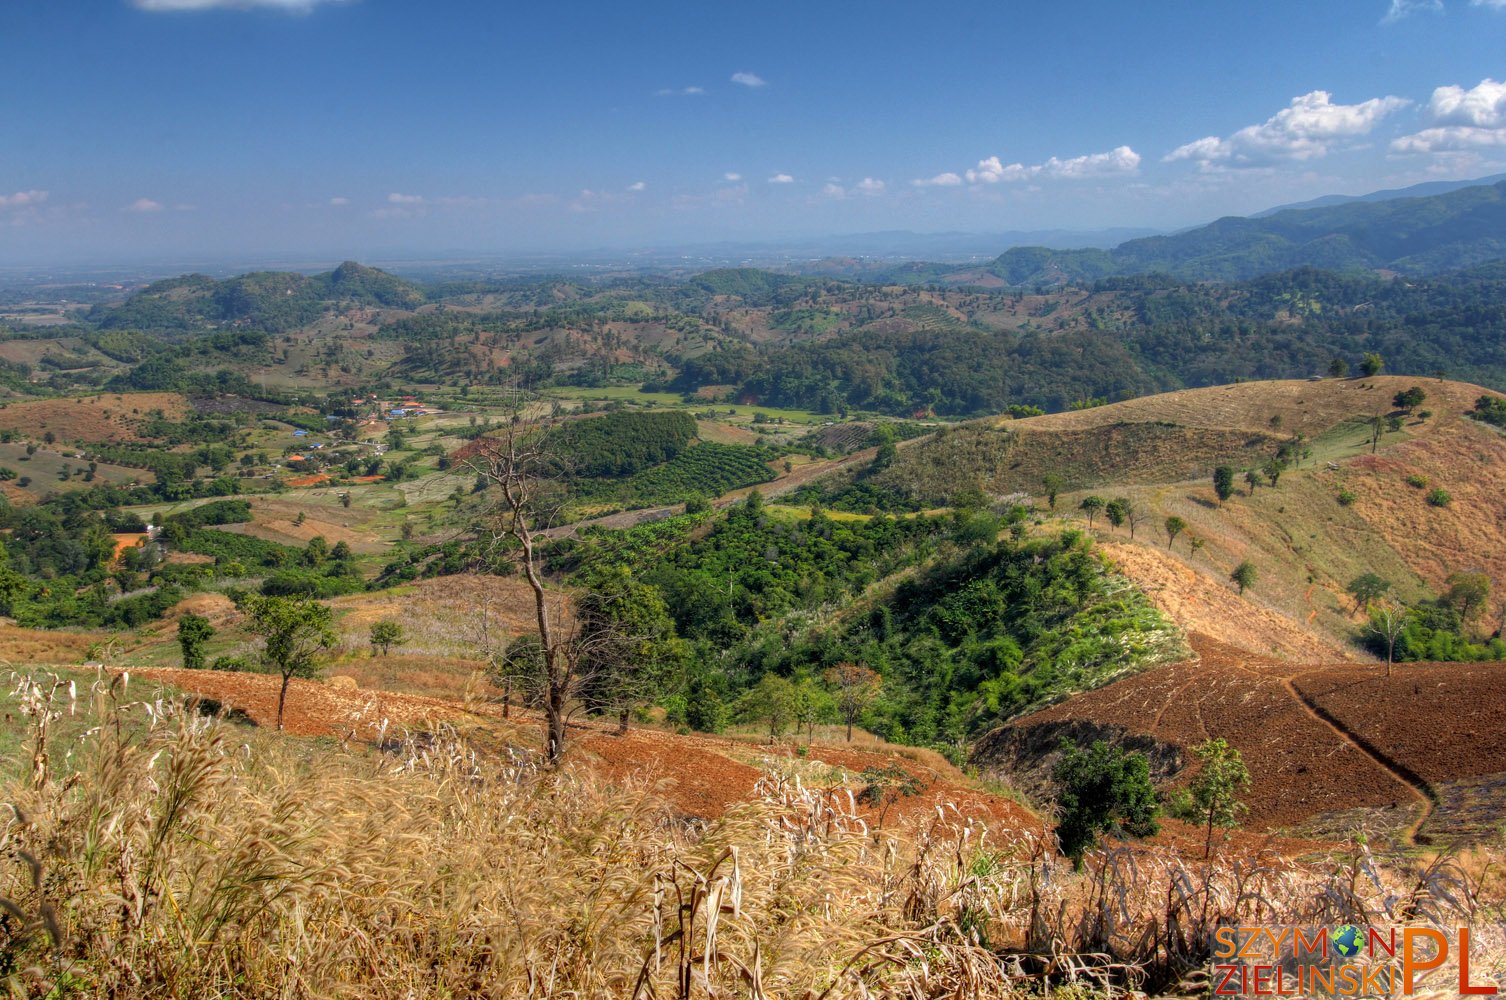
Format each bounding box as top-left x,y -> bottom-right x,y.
1277,675 -> 1434,847
1192,635 -> 1434,847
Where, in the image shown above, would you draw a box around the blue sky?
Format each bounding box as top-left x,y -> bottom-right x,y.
2,0 -> 1505,263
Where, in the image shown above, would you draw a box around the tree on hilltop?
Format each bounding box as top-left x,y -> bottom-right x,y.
1079,495 -> 1106,530
242,594 -> 336,731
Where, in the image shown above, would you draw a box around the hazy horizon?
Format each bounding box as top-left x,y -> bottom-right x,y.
3,0 -> 1505,265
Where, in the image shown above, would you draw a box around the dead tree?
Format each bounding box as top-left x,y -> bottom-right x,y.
465,411 -> 575,764
465,409 -> 677,763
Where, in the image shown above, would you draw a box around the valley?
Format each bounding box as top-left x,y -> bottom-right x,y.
6,183 -> 1506,996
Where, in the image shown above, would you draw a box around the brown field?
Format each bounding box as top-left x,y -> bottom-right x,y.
210,498 -> 389,553
0,391 -> 189,444
1293,661 -> 1506,786
977,634 -> 1504,845
0,624 -> 101,664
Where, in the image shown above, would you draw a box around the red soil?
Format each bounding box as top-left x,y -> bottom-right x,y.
991,634 -> 1506,836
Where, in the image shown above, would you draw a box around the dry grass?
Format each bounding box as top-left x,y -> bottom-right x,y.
0,392 -> 189,445
0,668 -> 1500,998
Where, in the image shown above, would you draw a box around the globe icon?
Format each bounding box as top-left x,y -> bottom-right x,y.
1333,925 -> 1364,959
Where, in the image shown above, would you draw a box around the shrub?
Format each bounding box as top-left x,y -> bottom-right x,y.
1053,739 -> 1159,866
1426,487 -> 1452,507
1405,474 -> 1427,489
1336,489 -> 1356,506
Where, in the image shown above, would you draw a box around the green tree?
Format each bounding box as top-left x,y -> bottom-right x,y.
1262,457 -> 1285,488
1243,469 -> 1260,495
1104,497 -> 1127,532
1444,571 -> 1490,626
1188,738 -> 1251,859
1213,466 -> 1235,505
1327,356 -> 1349,378
1346,573 -> 1391,613
1393,386 -> 1426,412
1360,352 -> 1384,377
742,673 -> 798,740
791,676 -> 837,743
242,594 -> 337,730
1041,473 -> 1064,511
1079,495 -> 1106,530
1053,739 -> 1160,867
177,612 -> 214,671
1164,515 -> 1187,550
685,673 -> 726,733
1231,561 -> 1257,596
369,619 -> 404,656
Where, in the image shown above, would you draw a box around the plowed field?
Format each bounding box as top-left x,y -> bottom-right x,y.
980,634 -> 1506,843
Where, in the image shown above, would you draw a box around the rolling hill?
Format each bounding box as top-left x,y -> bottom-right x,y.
934,177 -> 1506,286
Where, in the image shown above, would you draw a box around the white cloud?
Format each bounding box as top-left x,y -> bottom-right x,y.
1393,78 -> 1506,153
1382,0 -> 1442,23
654,86 -> 705,97
1428,78 -> 1506,127
329,196 -> 349,206
131,0 -> 353,10
912,172 -> 963,187
626,181 -> 646,192
1473,0 -> 1506,7
966,156 -> 1028,184
387,192 -> 424,204
1166,91 -> 1408,167
730,71 -> 767,88
0,190 -> 48,209
723,172 -> 742,182
821,182 -> 845,199
1392,126 -> 1506,152
767,173 -> 794,184
1041,146 -> 1142,178
855,177 -> 885,194
965,145 -> 1141,184
124,197 -> 164,212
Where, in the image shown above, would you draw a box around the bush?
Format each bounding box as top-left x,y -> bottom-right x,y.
1405,474 -> 1427,489
1053,739 -> 1159,866
1426,487 -> 1452,507
1336,489 -> 1356,506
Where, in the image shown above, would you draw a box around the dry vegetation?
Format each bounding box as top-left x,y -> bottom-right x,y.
0,392 -> 189,445
0,669 -> 1500,999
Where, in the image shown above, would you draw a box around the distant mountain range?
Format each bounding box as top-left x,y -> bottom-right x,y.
1252,172 -> 1506,216
840,176 -> 1506,287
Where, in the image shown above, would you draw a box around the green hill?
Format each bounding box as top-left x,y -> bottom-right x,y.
961,179 -> 1506,286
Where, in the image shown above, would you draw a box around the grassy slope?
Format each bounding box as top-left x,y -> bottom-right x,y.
885,376 -> 1506,657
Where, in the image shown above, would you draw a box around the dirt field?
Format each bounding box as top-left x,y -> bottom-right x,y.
982,630 -> 1506,846
0,392 -> 190,444
972,634 -> 1500,845
1293,661 -> 1506,786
